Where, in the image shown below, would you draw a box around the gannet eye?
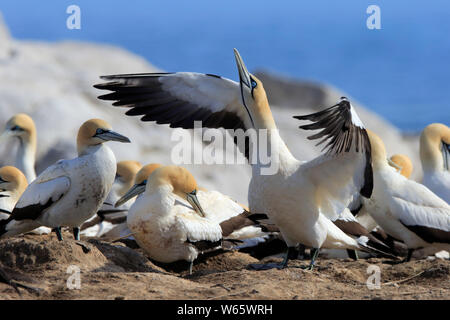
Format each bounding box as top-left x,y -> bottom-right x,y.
189,190 -> 197,195
95,128 -> 106,136
10,125 -> 20,131
251,80 -> 257,89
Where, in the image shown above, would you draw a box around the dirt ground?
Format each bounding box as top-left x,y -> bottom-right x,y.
0,232 -> 448,300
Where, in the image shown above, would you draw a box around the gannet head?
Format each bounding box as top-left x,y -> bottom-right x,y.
114,163 -> 162,207
388,154 -> 413,178
0,166 -> 28,199
420,123 -> 450,172
1,113 -> 36,145
115,160 -> 142,196
77,119 -> 131,155
366,129 -> 387,168
233,48 -> 274,129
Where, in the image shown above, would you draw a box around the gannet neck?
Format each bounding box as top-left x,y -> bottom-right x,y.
116,160 -> 142,195
15,138 -> 36,181
366,129 -> 388,170
420,123 -> 449,172
251,80 -> 277,131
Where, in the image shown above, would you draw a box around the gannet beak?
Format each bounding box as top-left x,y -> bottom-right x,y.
234,48 -> 251,89
97,130 -> 131,143
387,158 -> 402,172
186,190 -> 206,217
0,129 -> 13,142
115,182 -> 146,207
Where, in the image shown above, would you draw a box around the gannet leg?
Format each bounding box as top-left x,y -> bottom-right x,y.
404,249 -> 413,262
189,261 -> 193,275
346,249 -> 359,260
302,248 -> 320,270
73,227 -> 80,240
247,247 -> 297,271
54,227 -> 63,241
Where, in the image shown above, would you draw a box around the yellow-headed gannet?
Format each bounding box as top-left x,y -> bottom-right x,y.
420,123 -> 450,203
1,113 -> 37,182
81,160 -> 142,237
0,166 -> 27,220
95,49 -> 375,270
389,154 -> 413,178
118,165 -> 267,273
0,119 -> 130,241
363,130 -> 450,261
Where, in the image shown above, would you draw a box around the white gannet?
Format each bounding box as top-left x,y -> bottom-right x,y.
81,160 -> 142,237
0,166 -> 27,220
118,165 -> 268,273
0,119 -> 130,241
363,130 -> 450,261
420,123 -> 450,203
95,49 -> 375,269
1,113 -> 37,182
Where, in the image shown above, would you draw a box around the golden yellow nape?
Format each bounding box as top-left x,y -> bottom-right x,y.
366,129 -> 387,166
0,165 -> 28,191
389,154 -> 413,178
420,123 -> 450,171
134,163 -> 163,184
150,165 -> 198,197
6,113 -> 36,134
117,160 -> 142,182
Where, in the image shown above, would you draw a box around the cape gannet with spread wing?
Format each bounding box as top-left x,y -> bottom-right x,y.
119,165 -> 266,273
81,160 -> 142,237
0,119 -> 130,241
363,130 -> 450,261
420,123 -> 450,203
95,49 -> 375,269
0,166 -> 27,221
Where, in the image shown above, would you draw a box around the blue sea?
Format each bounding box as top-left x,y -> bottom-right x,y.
1,0 -> 449,131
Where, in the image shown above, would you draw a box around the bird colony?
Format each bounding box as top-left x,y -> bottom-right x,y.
0,49 -> 448,291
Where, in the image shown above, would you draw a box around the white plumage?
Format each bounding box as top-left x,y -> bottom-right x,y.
0,119 -> 130,240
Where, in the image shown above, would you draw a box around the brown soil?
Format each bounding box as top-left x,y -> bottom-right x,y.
0,232 -> 448,300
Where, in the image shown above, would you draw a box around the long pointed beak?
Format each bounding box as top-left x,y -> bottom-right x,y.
234,48 -> 251,88
387,158 -> 402,172
186,191 -> 206,218
98,130 -> 131,143
115,183 -> 145,207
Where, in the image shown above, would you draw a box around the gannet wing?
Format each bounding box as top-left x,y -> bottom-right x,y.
389,180 -> 450,243
175,212 -> 222,247
8,160 -> 72,221
294,98 -> 373,221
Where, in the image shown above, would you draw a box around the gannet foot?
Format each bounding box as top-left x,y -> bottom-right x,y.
53,227 -> 63,241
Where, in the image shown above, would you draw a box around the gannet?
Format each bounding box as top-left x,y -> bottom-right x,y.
420,123 -> 450,203
363,130 -> 450,261
119,165 -> 267,273
0,166 -> 27,220
0,119 -> 130,241
81,160 -> 142,237
389,154 -> 413,178
95,49 -> 374,269
1,113 -> 37,182
1,114 -> 51,235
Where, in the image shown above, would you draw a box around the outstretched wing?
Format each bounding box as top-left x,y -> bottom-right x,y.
294,98 -> 373,221
94,72 -> 252,158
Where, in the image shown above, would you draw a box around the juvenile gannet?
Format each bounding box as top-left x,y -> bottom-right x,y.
81,160 -> 142,237
1,113 -> 37,182
0,119 -> 130,241
389,154 -> 413,178
363,130 -> 450,261
95,49 -> 374,269
0,166 -> 27,220
120,165 -> 267,273
420,123 -> 450,203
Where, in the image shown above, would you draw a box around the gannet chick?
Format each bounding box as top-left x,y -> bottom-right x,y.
122,165 -> 265,273
81,160 -> 142,237
1,113 -> 37,182
0,119 -> 130,241
420,123 -> 450,203
95,49 -> 375,270
389,154 -> 413,178
363,130 -> 450,261
0,166 -> 27,220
